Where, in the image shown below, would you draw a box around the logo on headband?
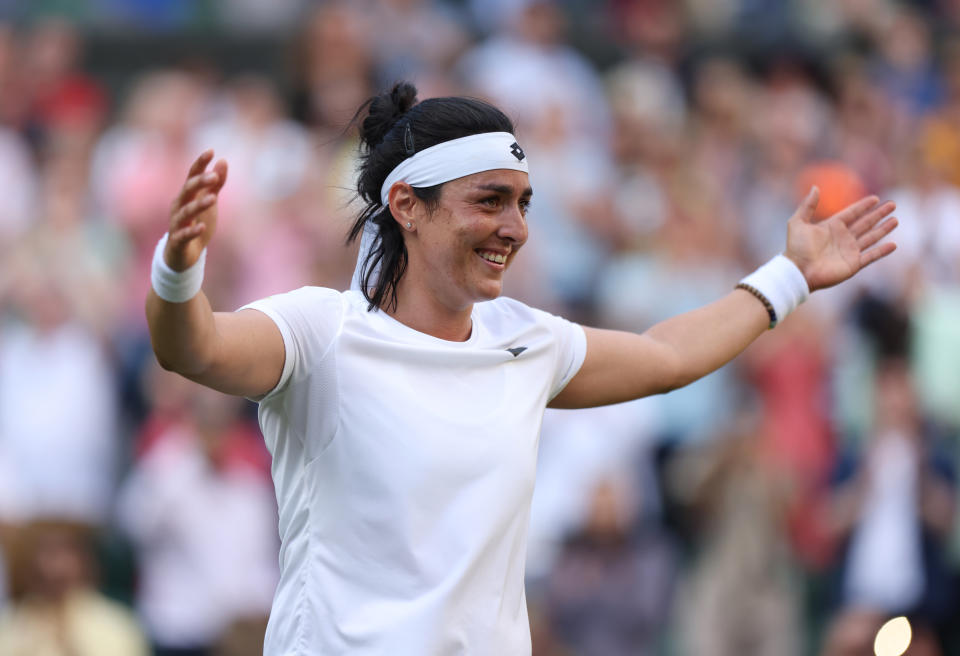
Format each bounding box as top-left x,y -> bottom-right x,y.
510,142 -> 525,161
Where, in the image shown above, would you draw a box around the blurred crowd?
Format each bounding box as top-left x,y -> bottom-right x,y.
1,0 -> 960,654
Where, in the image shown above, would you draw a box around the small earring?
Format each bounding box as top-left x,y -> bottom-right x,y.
406,222 -> 412,229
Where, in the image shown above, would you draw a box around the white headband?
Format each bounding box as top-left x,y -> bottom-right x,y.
352,131 -> 529,292
379,131 -> 528,206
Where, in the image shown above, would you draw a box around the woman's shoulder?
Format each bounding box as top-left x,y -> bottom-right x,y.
479,296 -> 571,325
240,286 -> 348,354
252,285 -> 344,306
241,286 -> 345,320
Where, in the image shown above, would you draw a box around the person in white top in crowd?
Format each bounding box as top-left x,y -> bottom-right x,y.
144,82 -> 898,654
117,381 -> 278,655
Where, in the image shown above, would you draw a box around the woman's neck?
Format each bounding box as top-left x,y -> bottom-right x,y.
387,276 -> 474,341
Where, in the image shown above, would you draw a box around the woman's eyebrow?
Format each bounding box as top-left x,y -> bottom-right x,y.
475,183 -> 534,197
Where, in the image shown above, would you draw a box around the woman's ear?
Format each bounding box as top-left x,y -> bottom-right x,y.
388,182 -> 419,232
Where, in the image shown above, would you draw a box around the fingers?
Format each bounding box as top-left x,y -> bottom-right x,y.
171,192 -> 216,231
859,241 -> 897,270
857,217 -> 898,251
168,221 -> 206,247
211,159 -> 228,192
849,200 -> 895,238
831,195 -> 880,227
176,169 -> 220,207
186,149 -> 214,180
794,186 -> 821,223
172,152 -> 227,216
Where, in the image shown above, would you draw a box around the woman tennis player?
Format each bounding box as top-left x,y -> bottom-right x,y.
146,82 -> 897,654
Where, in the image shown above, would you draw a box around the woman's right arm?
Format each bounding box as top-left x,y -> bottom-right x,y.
145,150 -> 285,398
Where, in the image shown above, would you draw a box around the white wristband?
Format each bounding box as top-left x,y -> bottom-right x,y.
150,233 -> 206,303
738,254 -> 809,327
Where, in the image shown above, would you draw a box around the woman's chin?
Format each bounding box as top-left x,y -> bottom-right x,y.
473,280 -> 504,302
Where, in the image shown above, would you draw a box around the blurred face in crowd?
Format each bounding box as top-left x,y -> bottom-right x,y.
517,2 -> 566,47
25,18 -> 80,84
15,267 -> 70,333
881,8 -> 933,72
26,525 -> 91,601
584,480 -> 631,541
874,359 -> 919,432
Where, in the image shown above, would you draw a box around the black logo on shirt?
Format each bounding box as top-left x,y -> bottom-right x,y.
506,346 -> 528,357
510,142 -> 525,161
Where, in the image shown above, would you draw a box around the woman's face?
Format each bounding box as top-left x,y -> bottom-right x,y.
409,169 -> 532,309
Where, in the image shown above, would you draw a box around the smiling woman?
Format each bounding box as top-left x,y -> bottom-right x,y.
144,81 -> 898,655
349,83 -> 523,314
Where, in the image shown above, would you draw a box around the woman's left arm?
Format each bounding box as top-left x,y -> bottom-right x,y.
550,188 -> 898,409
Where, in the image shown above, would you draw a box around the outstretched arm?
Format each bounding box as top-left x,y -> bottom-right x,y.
550,188 -> 897,409
146,150 -> 285,398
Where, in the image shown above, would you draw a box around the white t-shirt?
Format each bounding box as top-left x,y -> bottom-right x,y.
242,288 -> 587,655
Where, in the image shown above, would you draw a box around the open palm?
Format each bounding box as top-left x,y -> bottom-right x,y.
784,188 -> 898,292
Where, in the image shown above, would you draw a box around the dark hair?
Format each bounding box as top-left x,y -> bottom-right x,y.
349,81 -> 515,311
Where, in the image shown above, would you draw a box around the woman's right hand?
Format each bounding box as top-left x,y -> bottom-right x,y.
164,150 -> 229,271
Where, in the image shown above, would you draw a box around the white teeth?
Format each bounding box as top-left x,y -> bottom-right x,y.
479,251 -> 506,264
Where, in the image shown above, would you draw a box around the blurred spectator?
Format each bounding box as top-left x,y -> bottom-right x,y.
19,18 -> 107,148
362,0 -> 469,89
0,257 -> 118,524
741,309 -> 837,569
595,198 -> 743,443
821,356 -> 955,656
870,5 -> 943,118
672,419 -> 804,656
607,0 -> 686,68
90,69 -> 211,322
742,67 -> 832,264
871,142 -> 960,298
544,477 -> 677,656
605,55 -> 686,246
0,22 -> 24,126
117,377 -> 278,656
214,0 -> 307,34
0,520 -> 148,656
529,401 -> 661,579
828,54 -> 897,193
686,56 -> 753,202
288,2 -> 374,131
912,286 -> 960,431
459,0 -> 611,142
195,74 -> 316,306
919,40 -> 960,189
0,127 -> 37,248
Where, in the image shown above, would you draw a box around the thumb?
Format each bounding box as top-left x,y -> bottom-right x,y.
795,186 -> 820,223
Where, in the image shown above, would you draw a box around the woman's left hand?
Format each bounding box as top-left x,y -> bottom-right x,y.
784,187 -> 898,292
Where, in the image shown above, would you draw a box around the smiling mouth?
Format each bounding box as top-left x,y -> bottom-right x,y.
476,249 -> 507,266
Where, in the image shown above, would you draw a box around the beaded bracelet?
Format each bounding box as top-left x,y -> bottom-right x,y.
736,282 -> 777,329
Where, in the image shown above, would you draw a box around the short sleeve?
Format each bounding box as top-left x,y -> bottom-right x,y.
240,286 -> 344,402
541,311 -> 587,401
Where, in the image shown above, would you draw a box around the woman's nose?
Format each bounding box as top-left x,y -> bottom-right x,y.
499,205 -> 528,244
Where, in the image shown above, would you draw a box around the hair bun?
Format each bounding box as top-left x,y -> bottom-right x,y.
360,82 -> 419,150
